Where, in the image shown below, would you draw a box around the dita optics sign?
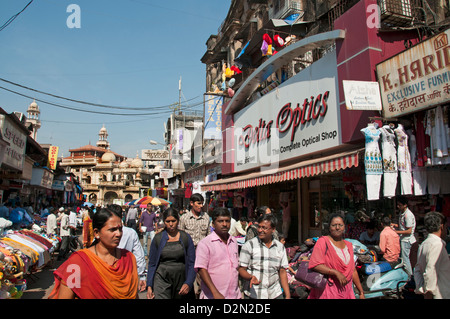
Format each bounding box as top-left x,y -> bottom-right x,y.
233,52 -> 341,172
377,28 -> 450,118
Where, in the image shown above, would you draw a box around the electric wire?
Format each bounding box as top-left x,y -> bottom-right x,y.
0,0 -> 34,32
0,85 -> 203,116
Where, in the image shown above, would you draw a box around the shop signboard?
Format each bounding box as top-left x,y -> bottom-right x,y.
47,146 -> 59,170
377,28 -> 450,118
343,80 -> 382,110
160,169 -> 173,179
142,149 -> 169,161
0,115 -> 26,171
30,167 -> 54,189
233,51 -> 341,172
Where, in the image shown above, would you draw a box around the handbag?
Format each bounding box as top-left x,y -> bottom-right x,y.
294,260 -> 328,290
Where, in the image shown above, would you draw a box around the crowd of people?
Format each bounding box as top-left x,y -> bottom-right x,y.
12,193 -> 444,300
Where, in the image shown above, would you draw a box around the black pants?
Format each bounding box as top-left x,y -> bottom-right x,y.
127,219 -> 137,231
59,236 -> 70,259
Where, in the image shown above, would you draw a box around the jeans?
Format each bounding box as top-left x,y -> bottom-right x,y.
142,230 -> 155,257
400,240 -> 412,276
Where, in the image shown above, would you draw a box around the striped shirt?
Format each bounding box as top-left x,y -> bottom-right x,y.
239,236 -> 289,299
179,210 -> 211,247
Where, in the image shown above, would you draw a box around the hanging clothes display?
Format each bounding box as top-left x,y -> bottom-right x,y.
379,125 -> 398,198
361,123 -> 383,200
395,124 -> 413,195
413,112 -> 430,167
425,105 -> 450,165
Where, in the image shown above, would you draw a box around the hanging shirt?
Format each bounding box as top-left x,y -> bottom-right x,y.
395,124 -> 412,172
361,125 -> 383,175
426,106 -> 450,165
379,125 -> 398,173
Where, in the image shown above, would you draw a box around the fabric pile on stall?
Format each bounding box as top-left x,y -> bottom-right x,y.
0,228 -> 59,299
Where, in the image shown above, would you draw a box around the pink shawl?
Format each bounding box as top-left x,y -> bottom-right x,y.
308,236 -> 355,299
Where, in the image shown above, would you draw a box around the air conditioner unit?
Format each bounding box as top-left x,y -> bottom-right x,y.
379,0 -> 413,26
270,0 -> 303,20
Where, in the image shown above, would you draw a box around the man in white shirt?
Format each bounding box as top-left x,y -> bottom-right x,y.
46,209 -> 57,236
58,210 -> 71,260
68,208 -> 78,236
414,211 -> 450,299
229,216 -> 248,237
394,196 -> 416,275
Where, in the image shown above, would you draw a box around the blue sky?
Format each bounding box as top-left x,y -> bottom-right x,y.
0,0 -> 230,159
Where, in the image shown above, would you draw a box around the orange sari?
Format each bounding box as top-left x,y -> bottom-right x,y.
49,248 -> 138,299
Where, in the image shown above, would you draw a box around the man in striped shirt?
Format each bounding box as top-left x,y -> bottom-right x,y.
239,214 -> 290,299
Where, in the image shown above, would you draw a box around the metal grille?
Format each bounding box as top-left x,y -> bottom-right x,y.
379,0 -> 414,26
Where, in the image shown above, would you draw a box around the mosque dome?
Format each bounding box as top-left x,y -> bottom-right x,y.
131,156 -> 143,168
28,99 -> 39,113
119,158 -> 129,168
101,151 -> 116,163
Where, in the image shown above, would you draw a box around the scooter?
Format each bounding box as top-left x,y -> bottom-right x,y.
355,259 -> 409,299
348,239 -> 410,299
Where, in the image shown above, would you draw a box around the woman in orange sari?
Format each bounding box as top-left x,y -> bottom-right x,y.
49,208 -> 139,299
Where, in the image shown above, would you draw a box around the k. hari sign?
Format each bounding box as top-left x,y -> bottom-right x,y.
233,51 -> 341,172
377,28 -> 450,118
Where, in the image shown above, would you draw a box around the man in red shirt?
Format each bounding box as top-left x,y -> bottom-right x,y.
379,216 -> 401,266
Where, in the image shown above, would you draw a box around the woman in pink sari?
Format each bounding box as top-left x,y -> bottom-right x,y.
308,213 -> 365,299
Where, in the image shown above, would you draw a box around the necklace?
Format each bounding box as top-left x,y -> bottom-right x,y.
94,244 -> 118,265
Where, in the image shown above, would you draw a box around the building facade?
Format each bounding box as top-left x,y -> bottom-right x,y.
200,0 -> 450,242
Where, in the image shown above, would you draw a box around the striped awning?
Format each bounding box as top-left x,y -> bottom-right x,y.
201,148 -> 363,191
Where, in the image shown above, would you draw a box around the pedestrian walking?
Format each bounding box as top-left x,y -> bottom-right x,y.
139,203 -> 157,258
46,208 -> 57,236
126,205 -> 139,231
179,193 -> 211,298
393,195 -> 416,275
307,213 -> 364,299
414,211 -> 450,299
146,207 -> 196,299
239,213 -> 290,299
109,204 -> 147,293
195,207 -> 241,299
49,208 -> 139,299
57,210 -> 70,261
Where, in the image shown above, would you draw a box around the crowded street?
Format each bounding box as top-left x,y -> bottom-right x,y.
1,0 -> 450,309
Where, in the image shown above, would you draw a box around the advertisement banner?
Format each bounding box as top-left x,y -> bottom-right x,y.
48,146 -> 59,170
233,51 -> 341,172
376,29 -> 450,118
204,94 -> 223,140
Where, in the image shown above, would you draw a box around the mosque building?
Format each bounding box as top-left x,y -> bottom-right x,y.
60,125 -> 160,206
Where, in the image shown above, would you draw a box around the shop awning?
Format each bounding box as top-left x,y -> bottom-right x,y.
201,148 -> 363,191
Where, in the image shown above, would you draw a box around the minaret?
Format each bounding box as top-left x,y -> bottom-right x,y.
96,125 -> 110,149
26,99 -> 41,140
